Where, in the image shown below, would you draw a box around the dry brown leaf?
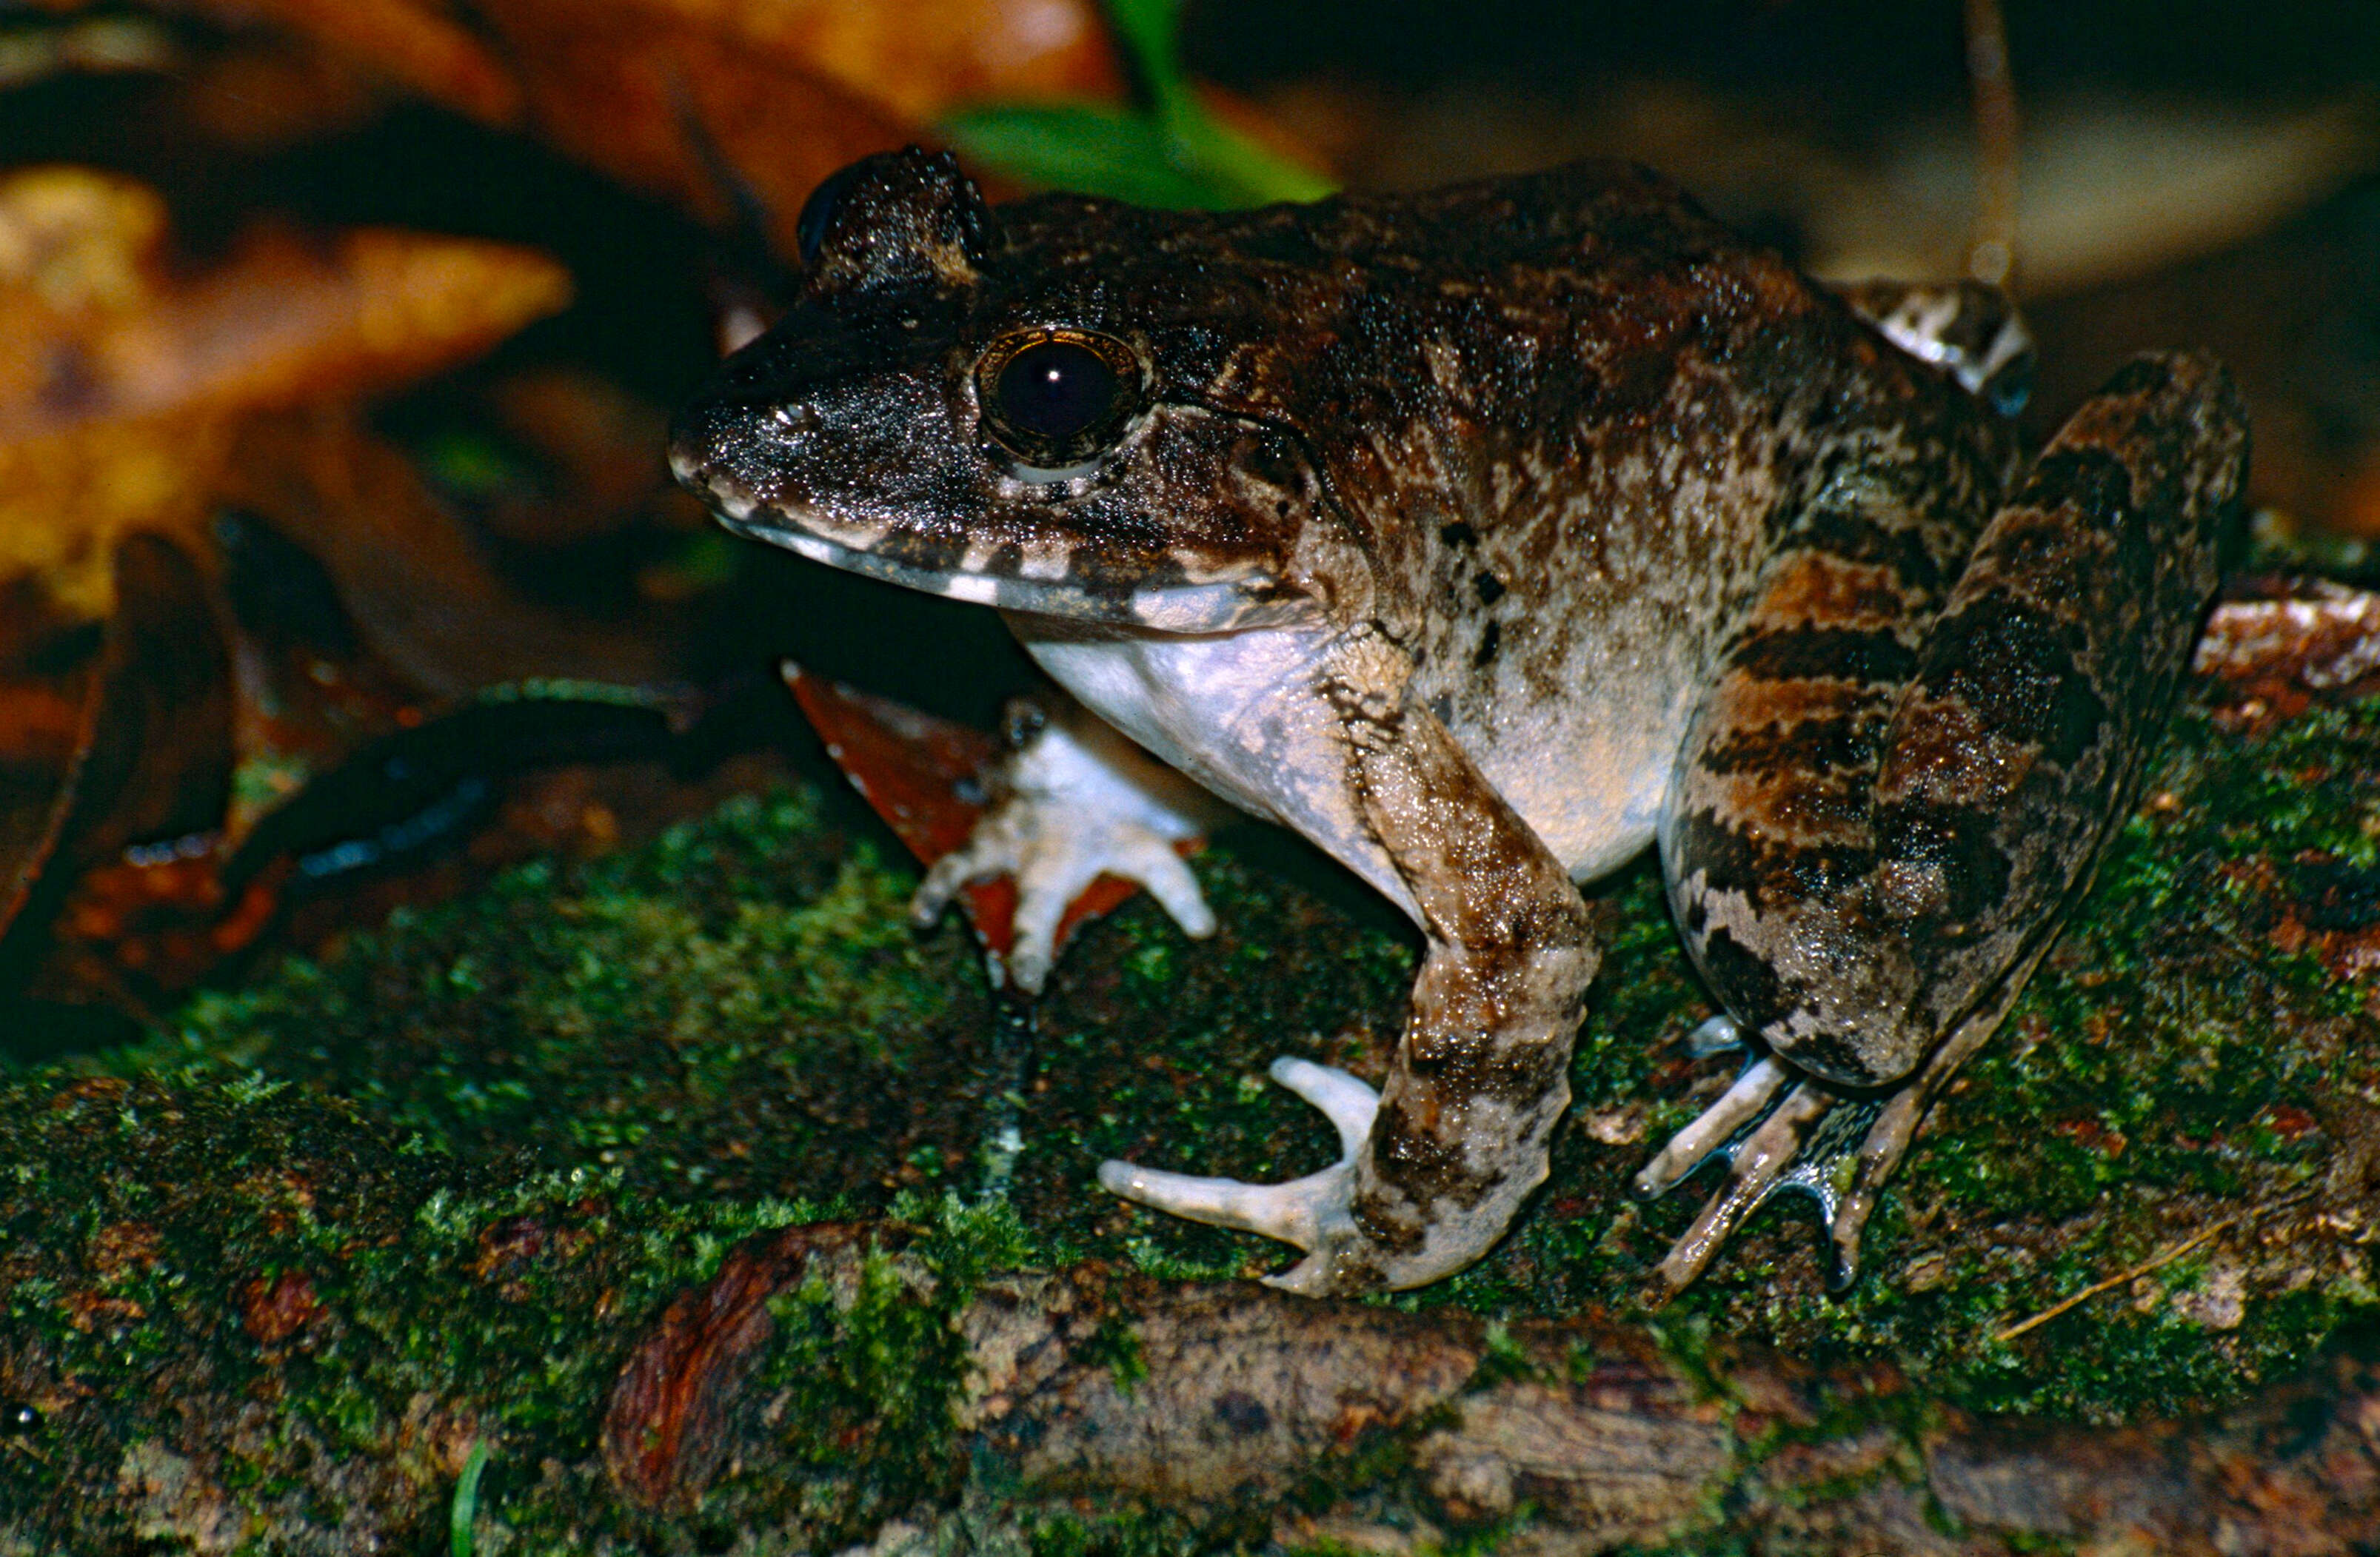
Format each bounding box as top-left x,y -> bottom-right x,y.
4,227 -> 574,439
57,532 -> 234,871
0,166 -> 571,615
0,532 -> 232,991
141,0 -> 1119,259
174,34 -> 384,147
174,0 -> 1115,133
609,0 -> 1120,126
471,0 -> 1123,255
222,410 -> 669,698
487,0 -> 923,245
0,669 -> 96,946
2193,590 -> 2380,732
180,0 -> 521,124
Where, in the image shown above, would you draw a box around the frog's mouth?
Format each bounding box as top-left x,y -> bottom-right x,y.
687,467 -> 1313,636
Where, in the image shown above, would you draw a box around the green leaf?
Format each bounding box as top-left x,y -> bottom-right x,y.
1104,0 -> 1189,124
943,104 -> 1334,211
940,0 -> 1334,211
449,1436 -> 491,1557
1163,107 -> 1337,205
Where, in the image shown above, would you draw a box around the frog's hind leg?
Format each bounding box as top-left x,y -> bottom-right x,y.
1651,351 -> 2248,1292
1102,629 -> 1602,1295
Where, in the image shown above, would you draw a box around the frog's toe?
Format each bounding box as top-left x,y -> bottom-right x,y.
1650,1079 -> 1833,1290
1820,1084 -> 1930,1290
1631,1055 -> 1788,1198
1097,1157 -> 1354,1250
1132,842 -> 1219,940
1266,1056 -> 1380,1154
1009,827 -> 1214,983
1097,1058 -> 1377,1253
912,802 -> 1215,994
1644,1074 -> 1890,1293
912,840 -> 997,926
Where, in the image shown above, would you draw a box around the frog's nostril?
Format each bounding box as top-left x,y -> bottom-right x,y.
666,399 -> 738,483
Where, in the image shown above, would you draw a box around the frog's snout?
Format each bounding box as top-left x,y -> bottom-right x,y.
664,389 -> 748,504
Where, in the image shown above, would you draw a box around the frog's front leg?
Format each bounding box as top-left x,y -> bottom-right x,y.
911,692 -> 1226,993
1646,352 -> 2249,1290
1103,628 -> 1600,1294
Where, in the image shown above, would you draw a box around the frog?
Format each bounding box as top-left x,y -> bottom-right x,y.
671,147 -> 2247,1296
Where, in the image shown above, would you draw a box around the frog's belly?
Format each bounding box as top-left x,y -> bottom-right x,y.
1440,682 -> 1685,885
1008,613 -> 1679,917
1415,582 -> 1710,883
1006,615 -> 1424,923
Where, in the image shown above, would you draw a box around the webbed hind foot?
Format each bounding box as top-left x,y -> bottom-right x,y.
1635,1068 -> 1880,1293
1634,997 -> 2006,1293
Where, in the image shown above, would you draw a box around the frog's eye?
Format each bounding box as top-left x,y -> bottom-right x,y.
975,329 -> 1144,473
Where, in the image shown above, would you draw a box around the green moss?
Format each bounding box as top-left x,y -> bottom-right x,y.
1023,1503 -> 1209,1556
1463,1320 -> 1542,1393
122,790 -> 997,1215
1082,1310 -> 1151,1396
0,1068 -> 842,1547
657,1196 -> 1034,1547
0,1062 -> 1030,1550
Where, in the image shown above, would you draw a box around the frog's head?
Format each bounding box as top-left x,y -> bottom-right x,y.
671,147 -> 1340,634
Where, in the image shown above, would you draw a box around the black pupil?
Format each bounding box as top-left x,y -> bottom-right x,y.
995,343 -> 1118,447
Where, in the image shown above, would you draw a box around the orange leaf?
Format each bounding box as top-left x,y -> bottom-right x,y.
480,0 -> 1121,255
615,0 -> 1121,125
784,666 -> 1172,980
158,0 -> 1122,262
216,0 -> 522,124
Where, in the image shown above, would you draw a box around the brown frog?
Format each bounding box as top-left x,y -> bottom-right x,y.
671,148 -> 2247,1295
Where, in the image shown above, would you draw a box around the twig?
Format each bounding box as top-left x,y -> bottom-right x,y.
1963,0 -> 2021,287
1992,1219 -> 2237,1343
1993,1184 -> 2323,1345
1992,1173 -> 2342,1343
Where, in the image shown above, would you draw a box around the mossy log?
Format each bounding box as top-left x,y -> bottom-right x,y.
600,1226 -> 2380,1556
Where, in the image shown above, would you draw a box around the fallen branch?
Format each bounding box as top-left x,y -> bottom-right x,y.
605,1226 -> 2380,1555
